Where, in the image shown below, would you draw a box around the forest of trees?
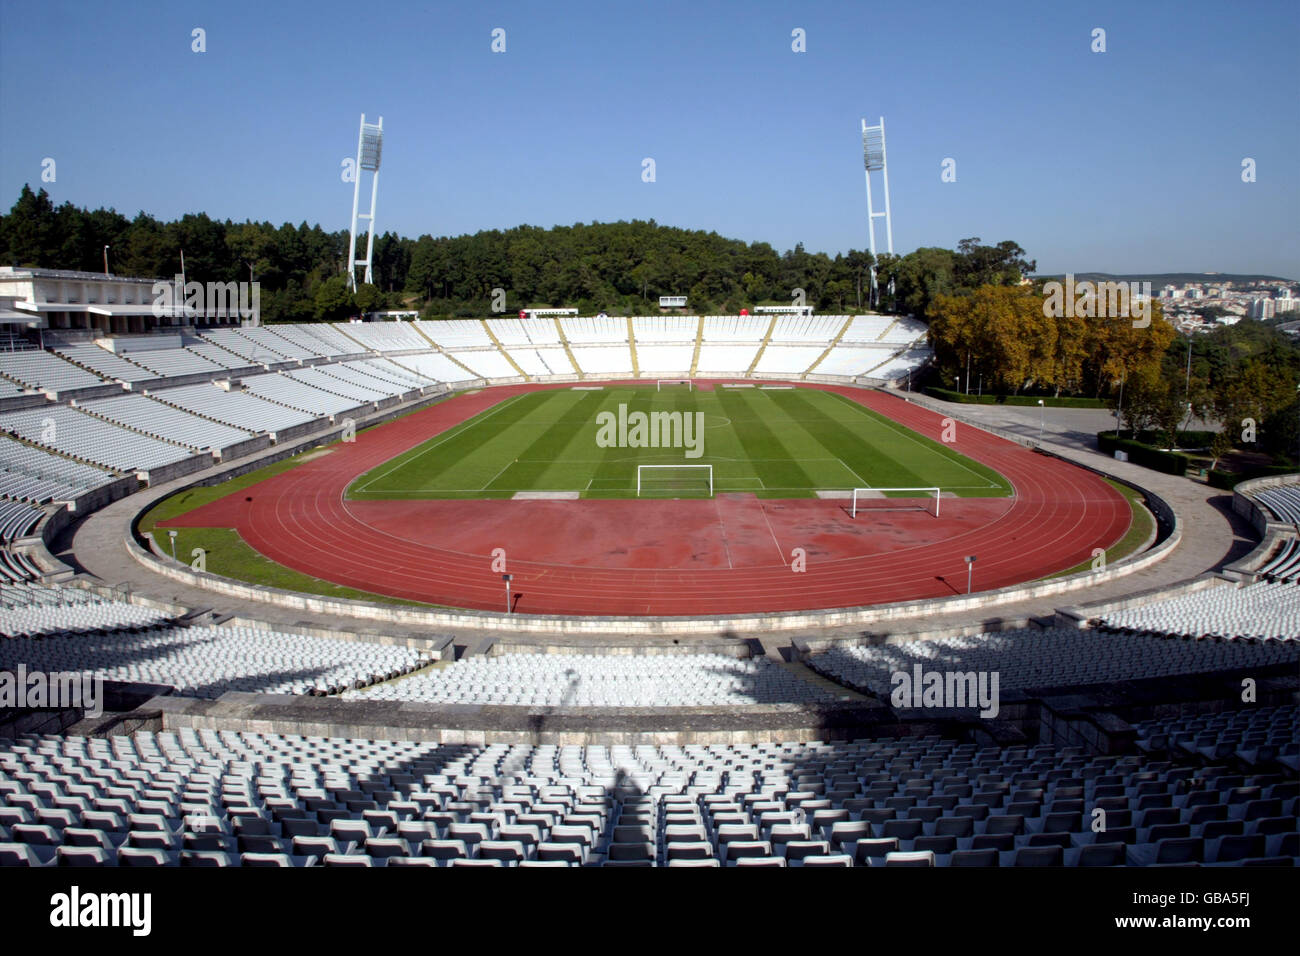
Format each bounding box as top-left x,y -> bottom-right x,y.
924,284 -> 1300,464
0,186 -> 891,321
0,185 -> 1039,324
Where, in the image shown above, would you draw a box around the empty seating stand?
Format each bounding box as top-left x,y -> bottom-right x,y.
0,350 -> 105,393
346,652 -> 840,707
0,405 -> 195,473
1096,581 -> 1300,640
0,713 -> 1291,867
809,626 -> 1300,697
78,394 -> 255,452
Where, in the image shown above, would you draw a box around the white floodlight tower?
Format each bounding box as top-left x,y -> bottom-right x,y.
347,114 -> 384,292
860,116 -> 894,307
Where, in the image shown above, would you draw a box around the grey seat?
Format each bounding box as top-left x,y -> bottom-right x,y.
948,849 -> 999,867
1013,845 -> 1063,867
117,847 -> 176,867
1069,842 -> 1126,867
884,850 -> 935,867
606,842 -> 654,862
57,846 -> 113,867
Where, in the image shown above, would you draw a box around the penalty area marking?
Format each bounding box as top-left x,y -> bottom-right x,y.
512,490 -> 580,499
571,386 -> 604,390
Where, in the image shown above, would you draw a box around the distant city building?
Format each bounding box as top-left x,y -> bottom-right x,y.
1250,299 -> 1276,320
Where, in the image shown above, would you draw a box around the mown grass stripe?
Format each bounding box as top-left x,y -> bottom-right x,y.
713,386 -> 818,494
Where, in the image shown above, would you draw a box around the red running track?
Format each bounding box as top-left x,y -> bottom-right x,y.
162,381 -> 1131,616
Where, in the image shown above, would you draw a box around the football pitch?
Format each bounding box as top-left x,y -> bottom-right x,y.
347,385 -> 1014,500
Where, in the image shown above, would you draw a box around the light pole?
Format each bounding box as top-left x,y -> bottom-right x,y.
1037,399 -> 1045,440
502,573 -> 513,613
964,555 -> 976,594
103,245 -> 110,276
167,529 -> 177,561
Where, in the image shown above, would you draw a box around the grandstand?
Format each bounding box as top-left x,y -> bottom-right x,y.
149,383 -> 316,435
0,621 -> 429,698
0,721 -> 1293,866
347,653 -> 842,707
808,626 -> 1300,697
1092,580 -> 1300,640
1257,484 -> 1300,525
0,405 -> 197,474
0,436 -> 118,503
336,321 -> 428,352
0,350 -> 106,394
238,372 -> 366,417
77,394 -> 256,454
0,313 -> 1295,874
0,582 -> 174,636
49,343 -> 156,384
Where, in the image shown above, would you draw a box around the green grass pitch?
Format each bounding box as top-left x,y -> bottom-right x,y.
347,385 -> 1014,500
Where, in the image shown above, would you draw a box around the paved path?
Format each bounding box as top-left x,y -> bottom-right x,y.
54,388 -> 1263,646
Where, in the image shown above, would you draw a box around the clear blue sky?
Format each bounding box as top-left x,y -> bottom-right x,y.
2,0 -> 1296,277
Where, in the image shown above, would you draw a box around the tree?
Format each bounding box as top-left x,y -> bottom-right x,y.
353,282 -> 382,314
1209,430 -> 1233,470
312,276 -> 355,322
2,185 -> 60,265
930,285 -> 1057,394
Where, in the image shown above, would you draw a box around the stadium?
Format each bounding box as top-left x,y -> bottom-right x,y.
1,301 -> 1296,875
0,6 -> 1296,910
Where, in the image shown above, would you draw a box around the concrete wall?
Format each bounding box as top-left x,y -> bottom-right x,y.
215,433 -> 271,462
268,417 -> 331,445
148,691 -> 903,746
0,393 -> 55,413
1222,529 -> 1295,582
487,637 -> 755,658
49,381 -> 127,402
1233,473 -> 1300,536
140,451 -> 214,486
68,475 -> 140,515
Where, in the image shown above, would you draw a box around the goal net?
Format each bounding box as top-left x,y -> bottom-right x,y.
656,379 -> 693,391
637,464 -> 713,497
851,487 -> 940,517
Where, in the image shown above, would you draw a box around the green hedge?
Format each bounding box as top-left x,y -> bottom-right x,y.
925,387 -> 1107,408
1123,428 -> 1216,448
1207,464 -> 1298,491
1097,432 -> 1190,476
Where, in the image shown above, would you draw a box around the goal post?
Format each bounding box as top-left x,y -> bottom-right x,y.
851,487 -> 940,517
637,464 -> 713,496
656,379 -> 693,391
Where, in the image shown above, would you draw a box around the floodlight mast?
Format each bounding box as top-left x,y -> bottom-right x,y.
861,116 -> 894,308
347,114 -> 384,292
